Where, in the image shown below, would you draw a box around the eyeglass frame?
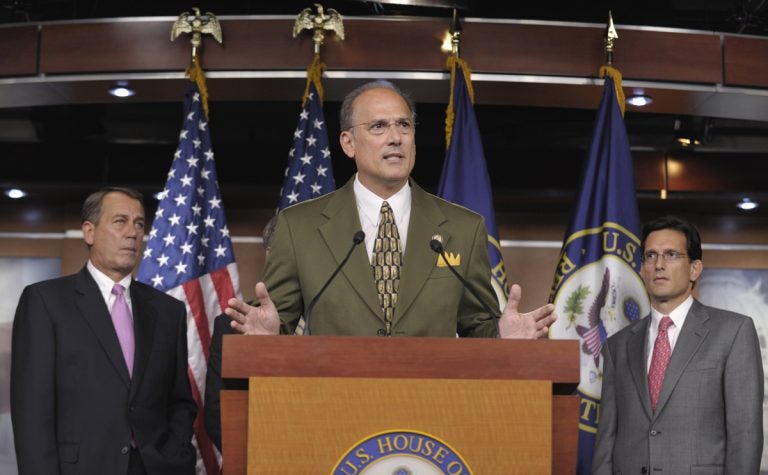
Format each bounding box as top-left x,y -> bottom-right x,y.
642,250 -> 689,264
346,118 -> 416,136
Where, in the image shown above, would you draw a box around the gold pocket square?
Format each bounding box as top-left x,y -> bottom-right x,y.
436,252 -> 461,267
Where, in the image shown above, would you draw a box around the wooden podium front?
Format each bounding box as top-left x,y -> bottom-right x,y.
220,336 -> 579,474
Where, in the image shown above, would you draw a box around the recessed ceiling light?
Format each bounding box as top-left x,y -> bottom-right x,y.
737,197 -> 759,210
108,81 -> 135,98
676,137 -> 702,147
5,188 -> 27,199
626,89 -> 653,107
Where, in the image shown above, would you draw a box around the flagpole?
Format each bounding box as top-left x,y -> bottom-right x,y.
137,12 -> 236,475
548,13 -> 649,474
438,10 -> 510,308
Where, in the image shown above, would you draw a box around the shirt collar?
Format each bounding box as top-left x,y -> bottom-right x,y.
87,260 -> 133,302
353,174 -> 411,227
650,294 -> 694,330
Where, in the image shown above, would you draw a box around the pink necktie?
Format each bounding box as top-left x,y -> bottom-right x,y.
111,284 -> 135,377
648,316 -> 673,412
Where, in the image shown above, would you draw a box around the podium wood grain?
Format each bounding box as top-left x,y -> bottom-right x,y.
221,336 -> 579,474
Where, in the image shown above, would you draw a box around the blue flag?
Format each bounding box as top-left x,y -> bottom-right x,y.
438,58 -> 509,304
278,80 -> 335,211
548,73 -> 649,474
137,80 -> 240,475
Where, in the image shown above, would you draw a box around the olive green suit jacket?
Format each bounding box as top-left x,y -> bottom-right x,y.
263,178 -> 499,337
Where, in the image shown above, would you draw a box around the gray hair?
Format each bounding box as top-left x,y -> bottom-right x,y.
339,80 -> 416,131
81,187 -> 144,224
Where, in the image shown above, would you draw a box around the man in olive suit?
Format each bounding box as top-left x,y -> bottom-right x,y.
225,80 -> 556,339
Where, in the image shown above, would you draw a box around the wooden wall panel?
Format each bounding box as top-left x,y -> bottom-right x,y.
32,17 -> 728,84
724,35 -> 768,88
1,211 -> 766,304
202,19 -> 309,70
616,29 -> 721,83
458,23 -> 721,83
39,21 -> 189,73
0,26 -> 38,77
463,22 -> 604,77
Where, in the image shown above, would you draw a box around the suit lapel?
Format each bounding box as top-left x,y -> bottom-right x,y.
627,317 -> 653,418
395,182 -> 450,323
653,301 -> 709,416
129,281 -> 156,398
318,180 -> 383,320
74,268 -> 131,387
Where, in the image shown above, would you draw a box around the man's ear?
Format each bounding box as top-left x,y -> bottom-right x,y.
339,130 -> 355,159
689,259 -> 703,284
82,221 -> 95,246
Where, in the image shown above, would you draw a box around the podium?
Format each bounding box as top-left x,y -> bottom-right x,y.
220,335 -> 579,474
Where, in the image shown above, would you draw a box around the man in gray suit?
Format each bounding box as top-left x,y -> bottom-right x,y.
593,216 -> 764,474
226,80 -> 556,338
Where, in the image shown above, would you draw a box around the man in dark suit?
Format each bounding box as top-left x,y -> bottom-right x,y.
225,80 -> 556,338
11,187 -> 196,475
593,216 -> 764,474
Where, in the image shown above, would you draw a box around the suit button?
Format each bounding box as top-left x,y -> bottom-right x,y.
129,406 -> 135,412
376,329 -> 386,336
121,446 -> 130,455
650,430 -> 659,436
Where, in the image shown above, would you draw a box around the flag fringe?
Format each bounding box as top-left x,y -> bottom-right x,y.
185,55 -> 210,119
445,55 -> 474,150
599,65 -> 626,117
303,54 -> 326,106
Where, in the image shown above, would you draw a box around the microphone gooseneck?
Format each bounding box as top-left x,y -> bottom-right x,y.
429,238 -> 501,338
303,230 -> 365,335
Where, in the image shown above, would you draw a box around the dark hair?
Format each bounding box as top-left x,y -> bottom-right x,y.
641,215 -> 702,261
339,79 -> 416,132
262,215 -> 278,250
81,187 -> 144,224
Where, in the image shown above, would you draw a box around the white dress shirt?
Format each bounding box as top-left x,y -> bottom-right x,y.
353,174 -> 412,262
87,260 -> 134,317
646,294 -> 693,372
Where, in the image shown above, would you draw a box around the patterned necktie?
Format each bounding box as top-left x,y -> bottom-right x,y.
371,201 -> 402,335
648,316 -> 674,412
111,284 -> 135,377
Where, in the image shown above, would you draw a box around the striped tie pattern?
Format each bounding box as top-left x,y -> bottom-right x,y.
371,201 -> 402,335
648,316 -> 673,412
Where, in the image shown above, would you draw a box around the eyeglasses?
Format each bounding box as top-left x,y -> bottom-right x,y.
642,250 -> 688,264
348,118 -> 415,136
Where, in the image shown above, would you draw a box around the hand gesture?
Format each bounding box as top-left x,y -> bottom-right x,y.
499,284 -> 557,339
225,282 -> 280,335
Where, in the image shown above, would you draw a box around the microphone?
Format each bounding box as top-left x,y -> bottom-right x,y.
304,230 -> 365,335
429,237 -> 501,338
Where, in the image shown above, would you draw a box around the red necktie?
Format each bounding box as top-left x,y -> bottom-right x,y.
648,316 -> 673,412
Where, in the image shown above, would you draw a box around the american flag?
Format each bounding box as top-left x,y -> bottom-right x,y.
136,82 -> 240,475
277,80 -> 335,211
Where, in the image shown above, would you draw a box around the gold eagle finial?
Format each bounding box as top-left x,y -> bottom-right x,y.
293,3 -> 345,54
171,8 -> 223,59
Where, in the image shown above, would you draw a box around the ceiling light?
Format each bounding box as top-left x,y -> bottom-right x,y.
5,188 -> 27,199
626,93 -> 653,107
737,197 -> 758,210
108,81 -> 135,98
676,136 -> 701,147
